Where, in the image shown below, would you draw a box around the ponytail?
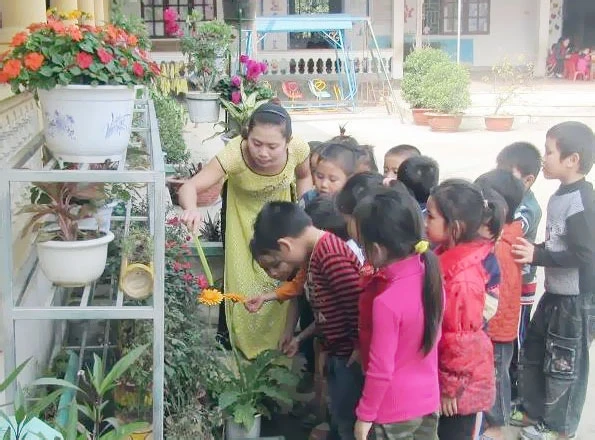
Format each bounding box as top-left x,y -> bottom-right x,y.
420,250 -> 443,355
481,188 -> 506,241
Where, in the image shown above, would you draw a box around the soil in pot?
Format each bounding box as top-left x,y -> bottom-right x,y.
412,108 -> 432,126
485,115 -> 514,132
426,113 -> 463,132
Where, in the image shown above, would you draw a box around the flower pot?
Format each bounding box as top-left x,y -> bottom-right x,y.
38,85 -> 136,163
36,230 -> 115,287
127,425 -> 153,440
222,0 -> 257,24
426,113 -> 463,132
120,258 -> 154,300
77,202 -> 117,233
484,115 -> 514,132
186,91 -> 221,124
225,414 -> 261,439
412,108 -> 432,126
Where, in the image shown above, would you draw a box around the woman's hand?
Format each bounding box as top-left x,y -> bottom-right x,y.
244,295 -> 266,313
440,396 -> 458,417
180,209 -> 202,234
282,337 -> 300,357
354,420 -> 373,440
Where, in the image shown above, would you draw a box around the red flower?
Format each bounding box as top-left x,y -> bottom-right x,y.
196,274 -> 209,289
149,62 -> 160,76
166,217 -> 180,226
182,273 -> 194,283
97,48 -> 114,64
10,32 -> 28,47
76,52 -> 93,69
24,53 -> 44,71
2,59 -> 22,79
132,61 -> 144,77
0,71 -> 9,83
172,261 -> 182,272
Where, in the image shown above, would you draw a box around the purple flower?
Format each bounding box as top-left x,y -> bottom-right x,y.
259,62 -> 268,74
239,54 -> 249,64
231,75 -> 242,87
231,91 -> 241,104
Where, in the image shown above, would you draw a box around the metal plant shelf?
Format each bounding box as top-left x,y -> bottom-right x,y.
0,91 -> 166,439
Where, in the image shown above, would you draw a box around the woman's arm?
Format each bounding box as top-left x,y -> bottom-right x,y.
294,158 -> 312,197
178,158 -> 226,232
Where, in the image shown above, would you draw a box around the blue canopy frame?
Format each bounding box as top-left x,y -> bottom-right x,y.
243,14 -> 366,109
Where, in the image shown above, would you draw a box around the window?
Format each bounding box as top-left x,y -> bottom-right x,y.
141,0 -> 216,38
287,0 -> 342,49
424,0 -> 490,35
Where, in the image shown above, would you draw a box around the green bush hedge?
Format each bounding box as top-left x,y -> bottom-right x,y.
419,60 -> 471,114
152,90 -> 191,164
401,47 -> 451,109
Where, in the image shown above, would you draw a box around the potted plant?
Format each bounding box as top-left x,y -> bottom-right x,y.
167,162 -> 223,207
483,56 -> 534,131
0,8 -> 160,163
179,11 -> 235,124
401,47 -> 451,125
120,227 -> 154,300
18,181 -> 115,286
213,55 -> 275,142
421,60 -> 471,132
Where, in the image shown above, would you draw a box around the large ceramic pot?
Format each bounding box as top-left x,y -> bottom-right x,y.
412,108 -> 432,126
186,91 -> 221,123
38,85 -> 136,163
225,414 -> 261,439
222,0 -> 257,24
425,113 -> 463,132
36,230 -> 115,287
484,115 -> 514,132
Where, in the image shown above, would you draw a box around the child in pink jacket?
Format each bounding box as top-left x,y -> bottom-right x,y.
353,187 -> 444,440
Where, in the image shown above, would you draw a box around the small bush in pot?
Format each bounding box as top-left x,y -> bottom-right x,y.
401,47 -> 451,125
420,60 -> 471,132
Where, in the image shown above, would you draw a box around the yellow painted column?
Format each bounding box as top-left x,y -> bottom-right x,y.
0,0 -> 47,45
94,0 -> 105,25
77,0 -> 95,24
50,0 -> 78,13
103,0 -> 111,23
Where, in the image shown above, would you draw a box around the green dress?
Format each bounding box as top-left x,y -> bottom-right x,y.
216,136 -> 309,359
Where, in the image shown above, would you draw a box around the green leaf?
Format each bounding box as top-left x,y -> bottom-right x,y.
38,65 -> 54,78
29,389 -> 65,417
99,344 -> 148,395
0,358 -> 30,392
256,385 -> 293,405
69,66 -> 82,76
91,354 -> 103,393
232,402 -> 257,431
218,391 -> 240,410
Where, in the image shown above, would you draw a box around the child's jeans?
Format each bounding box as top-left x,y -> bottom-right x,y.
519,292 -> 595,435
437,413 -> 477,440
374,413 -> 438,440
326,355 -> 364,440
485,341 -> 515,427
511,303 -> 533,401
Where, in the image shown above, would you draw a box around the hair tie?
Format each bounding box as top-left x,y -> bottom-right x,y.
414,240 -> 430,254
483,199 -> 489,209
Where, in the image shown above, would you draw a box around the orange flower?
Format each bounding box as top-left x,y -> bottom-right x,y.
48,19 -> 66,34
24,53 -> 44,71
198,288 -> 224,306
10,32 -> 28,47
127,34 -> 138,46
0,50 -> 10,62
0,71 -> 9,83
224,293 -> 246,303
3,59 -> 22,79
67,26 -> 83,41
27,22 -> 48,32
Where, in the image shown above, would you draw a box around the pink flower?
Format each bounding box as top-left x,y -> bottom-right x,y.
182,273 -> 194,283
196,274 -> 209,289
173,261 -> 182,272
231,75 -> 242,87
182,261 -> 192,270
231,91 -> 241,104
163,7 -> 178,21
259,62 -> 268,74
167,217 -> 180,226
132,61 -> 144,77
97,48 -> 114,64
239,54 -> 249,64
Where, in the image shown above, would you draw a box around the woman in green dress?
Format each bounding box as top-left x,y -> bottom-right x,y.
179,103 -> 312,359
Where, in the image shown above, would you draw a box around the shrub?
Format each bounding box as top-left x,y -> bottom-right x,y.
401,47 -> 451,109
152,89 -> 190,164
419,60 -> 471,114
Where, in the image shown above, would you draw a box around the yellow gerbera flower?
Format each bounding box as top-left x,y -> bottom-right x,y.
198,288 -> 223,306
224,293 -> 246,303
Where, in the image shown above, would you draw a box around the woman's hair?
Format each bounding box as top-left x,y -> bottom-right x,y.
317,142 -> 359,177
243,102 -> 292,141
305,195 -> 349,240
430,179 -> 504,244
353,188 -> 443,355
475,169 -> 525,223
249,201 -> 312,260
398,155 -> 440,204
336,172 -> 384,215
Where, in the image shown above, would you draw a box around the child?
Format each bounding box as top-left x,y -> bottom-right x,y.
496,141 -> 543,402
425,179 -> 503,440
512,121 -> 595,440
383,144 -> 421,179
397,155 -> 439,214
352,188 -> 443,440
250,201 -> 364,440
301,142 -> 360,207
356,144 -> 379,173
308,140 -> 324,176
475,170 -> 526,440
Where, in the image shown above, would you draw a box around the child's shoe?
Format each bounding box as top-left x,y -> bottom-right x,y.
520,423 -> 576,440
511,409 -> 537,427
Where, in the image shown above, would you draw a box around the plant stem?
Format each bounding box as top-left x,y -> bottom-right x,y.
193,234 -> 214,286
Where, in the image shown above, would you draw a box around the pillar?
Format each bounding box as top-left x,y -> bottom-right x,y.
50,0 -> 78,12
103,0 -> 111,23
535,0 -> 550,77
77,0 -> 95,25
0,0 -> 47,46
94,0 -> 105,25
391,0 -> 405,79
